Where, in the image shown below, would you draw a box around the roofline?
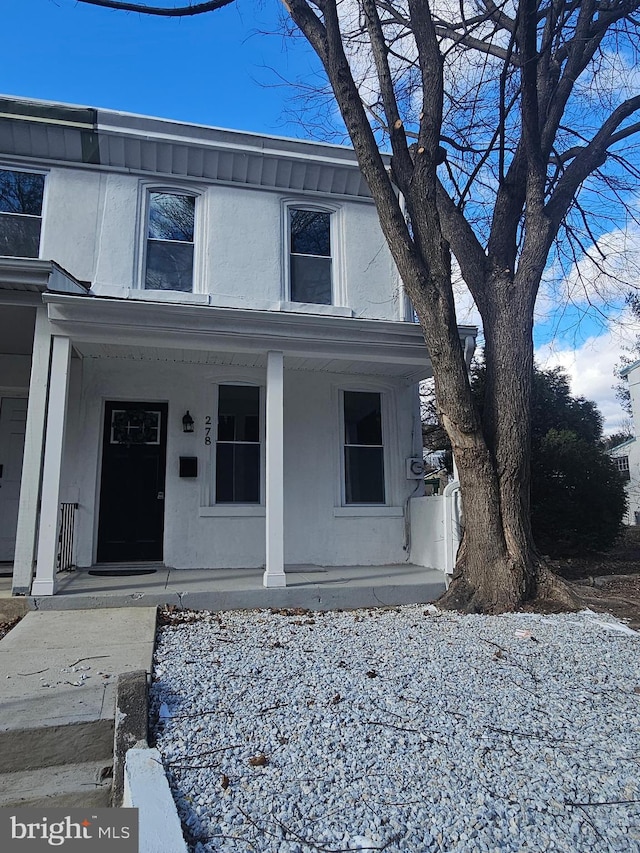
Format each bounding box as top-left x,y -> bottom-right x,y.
608,437 -> 636,452
619,359 -> 640,378
0,93 -> 389,167
0,94 -> 381,200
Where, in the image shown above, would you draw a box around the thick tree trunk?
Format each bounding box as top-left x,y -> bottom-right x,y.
437,277 -> 578,613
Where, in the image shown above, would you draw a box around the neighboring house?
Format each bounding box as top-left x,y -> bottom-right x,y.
0,95 -> 476,596
610,360 -> 640,525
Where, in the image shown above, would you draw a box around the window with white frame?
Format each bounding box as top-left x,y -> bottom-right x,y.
215,385 -> 261,503
289,207 -> 332,304
0,169 -> 45,258
343,390 -> 385,504
145,191 -> 195,292
614,455 -> 630,481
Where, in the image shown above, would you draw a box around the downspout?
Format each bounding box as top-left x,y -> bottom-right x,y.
442,480 -> 462,582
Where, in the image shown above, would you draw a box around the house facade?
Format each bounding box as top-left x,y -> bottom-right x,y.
610,361 -> 640,524
0,96 -> 475,596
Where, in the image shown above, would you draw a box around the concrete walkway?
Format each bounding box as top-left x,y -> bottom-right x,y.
0,607 -> 157,807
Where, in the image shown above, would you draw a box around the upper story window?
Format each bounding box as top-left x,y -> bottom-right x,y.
0,169 -> 45,258
289,208 -> 332,304
614,455 -> 630,481
216,385 -> 261,503
145,191 -> 195,292
343,390 -> 386,504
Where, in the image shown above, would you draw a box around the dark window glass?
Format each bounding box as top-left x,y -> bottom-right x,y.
145,192 -> 195,291
148,193 -> 194,241
216,385 -> 260,503
0,170 -> 44,258
217,386 -> 260,442
290,256 -> 332,304
216,444 -> 260,503
344,391 -> 385,504
0,216 -> 41,258
290,210 -> 330,256
0,170 -> 44,216
345,447 -> 385,504
145,242 -> 194,292
290,208 -> 332,304
344,391 -> 383,445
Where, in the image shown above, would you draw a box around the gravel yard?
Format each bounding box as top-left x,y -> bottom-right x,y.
150,606 -> 640,853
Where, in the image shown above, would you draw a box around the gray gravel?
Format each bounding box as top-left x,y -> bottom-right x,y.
150,605 -> 640,852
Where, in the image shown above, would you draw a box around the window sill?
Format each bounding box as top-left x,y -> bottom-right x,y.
134,290 -> 209,305
280,301 -> 353,318
199,505 -> 265,517
333,506 -> 404,518
210,295 -> 279,312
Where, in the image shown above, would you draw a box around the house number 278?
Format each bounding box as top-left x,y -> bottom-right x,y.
204,415 -> 212,445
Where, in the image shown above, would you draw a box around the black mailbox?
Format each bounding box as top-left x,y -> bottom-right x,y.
179,456 -> 198,478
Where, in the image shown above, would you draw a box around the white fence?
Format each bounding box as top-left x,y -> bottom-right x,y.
410,483 -> 463,574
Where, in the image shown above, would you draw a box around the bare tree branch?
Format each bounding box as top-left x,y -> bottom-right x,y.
361,0 -> 413,189
547,95 -> 640,231
75,0 -> 235,16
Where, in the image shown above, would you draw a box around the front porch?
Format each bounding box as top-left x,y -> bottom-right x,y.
1,563 -> 446,612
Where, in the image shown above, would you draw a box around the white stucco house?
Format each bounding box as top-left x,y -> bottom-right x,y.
610,360 -> 640,524
0,95 -> 475,597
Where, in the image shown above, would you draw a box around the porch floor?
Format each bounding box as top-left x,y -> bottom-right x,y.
1,563 -> 446,612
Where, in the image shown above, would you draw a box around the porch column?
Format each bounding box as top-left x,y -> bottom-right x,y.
12,307 -> 52,595
263,350 -> 286,588
31,335 -> 72,597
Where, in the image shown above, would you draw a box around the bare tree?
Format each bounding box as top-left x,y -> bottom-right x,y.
71,0 -> 640,611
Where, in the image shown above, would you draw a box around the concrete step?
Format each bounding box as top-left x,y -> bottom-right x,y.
0,719 -> 115,774
0,759 -> 113,808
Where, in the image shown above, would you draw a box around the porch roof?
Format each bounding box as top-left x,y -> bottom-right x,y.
0,258 -> 89,304
44,293 -> 476,383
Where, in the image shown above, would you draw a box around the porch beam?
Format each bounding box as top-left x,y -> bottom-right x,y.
264,350 -> 286,588
12,306 -> 52,595
31,335 -> 72,597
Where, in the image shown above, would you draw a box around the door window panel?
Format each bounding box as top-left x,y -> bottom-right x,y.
110,410 -> 161,445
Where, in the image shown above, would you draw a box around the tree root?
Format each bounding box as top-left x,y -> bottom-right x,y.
529,562 -> 582,613
437,575 -> 482,613
438,562 -> 582,616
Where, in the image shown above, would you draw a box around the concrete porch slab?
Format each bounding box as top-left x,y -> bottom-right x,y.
22,564 -> 446,612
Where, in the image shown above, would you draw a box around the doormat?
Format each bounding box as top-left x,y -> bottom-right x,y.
88,569 -> 158,577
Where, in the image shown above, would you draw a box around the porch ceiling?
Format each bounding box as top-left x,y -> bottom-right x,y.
45,294 -> 459,383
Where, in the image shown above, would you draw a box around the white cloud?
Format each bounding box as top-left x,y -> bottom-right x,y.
536,309 -> 640,434
537,220 -> 640,330
576,48 -> 640,104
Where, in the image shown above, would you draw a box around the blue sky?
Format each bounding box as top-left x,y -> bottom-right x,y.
4,0 -> 319,135
4,0 -> 637,432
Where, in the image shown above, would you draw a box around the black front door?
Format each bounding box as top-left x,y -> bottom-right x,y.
97,401 -> 168,563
